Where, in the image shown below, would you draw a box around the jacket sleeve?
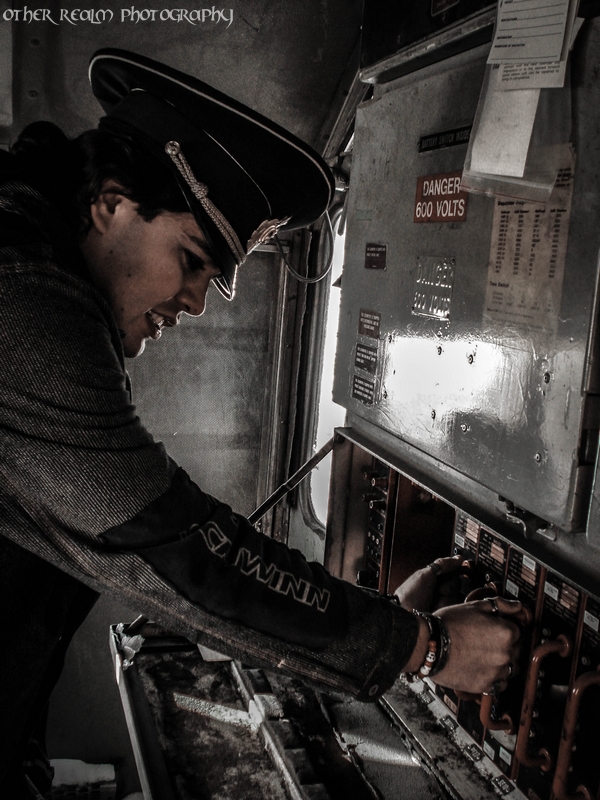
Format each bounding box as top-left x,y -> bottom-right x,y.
0,263 -> 419,700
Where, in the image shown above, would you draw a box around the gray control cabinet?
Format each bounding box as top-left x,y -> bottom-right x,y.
333,25 -> 600,535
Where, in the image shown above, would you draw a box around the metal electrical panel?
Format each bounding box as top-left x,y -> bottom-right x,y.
324,433 -> 600,800
333,24 -> 600,537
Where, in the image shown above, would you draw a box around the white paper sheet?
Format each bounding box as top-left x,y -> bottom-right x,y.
469,67 -> 540,178
497,11 -> 583,89
488,0 -> 571,64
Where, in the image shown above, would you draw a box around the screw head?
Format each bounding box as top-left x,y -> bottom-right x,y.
543,372 -> 551,383
534,452 -> 542,462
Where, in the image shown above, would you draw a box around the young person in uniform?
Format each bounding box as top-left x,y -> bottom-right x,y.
0,50 -> 524,797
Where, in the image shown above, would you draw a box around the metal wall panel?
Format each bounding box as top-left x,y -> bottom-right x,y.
333,26 -> 600,533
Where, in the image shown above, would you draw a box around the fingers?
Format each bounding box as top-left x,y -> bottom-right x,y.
478,596 -> 527,647
483,678 -> 508,696
428,555 -> 463,576
479,596 -> 523,615
483,660 -> 519,694
432,600 -> 526,694
494,596 -> 525,616
465,586 -> 498,602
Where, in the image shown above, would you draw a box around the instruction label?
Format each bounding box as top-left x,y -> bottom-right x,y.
358,309 -> 381,339
418,126 -> 472,153
355,343 -> 378,375
364,243 -> 387,270
414,171 -> 468,223
352,375 -> 375,405
484,147 -> 574,336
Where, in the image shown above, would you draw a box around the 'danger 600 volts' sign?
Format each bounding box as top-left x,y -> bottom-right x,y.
414,171 -> 468,223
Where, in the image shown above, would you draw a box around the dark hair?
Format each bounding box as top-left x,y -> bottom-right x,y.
10,120 -> 189,233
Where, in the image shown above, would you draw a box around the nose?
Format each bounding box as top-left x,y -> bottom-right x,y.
178,273 -> 211,316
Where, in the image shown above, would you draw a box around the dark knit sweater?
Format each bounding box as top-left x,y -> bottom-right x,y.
0,152 -> 418,779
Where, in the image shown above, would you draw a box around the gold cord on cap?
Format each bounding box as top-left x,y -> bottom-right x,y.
165,140 -> 246,265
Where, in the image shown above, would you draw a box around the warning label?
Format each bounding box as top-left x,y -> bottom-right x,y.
414,171 -> 468,223
412,256 -> 455,320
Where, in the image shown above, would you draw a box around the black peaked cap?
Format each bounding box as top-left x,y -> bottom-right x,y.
89,48 -> 335,299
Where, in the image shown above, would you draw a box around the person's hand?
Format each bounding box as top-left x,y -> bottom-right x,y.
430,597 -> 525,694
394,555 -> 464,612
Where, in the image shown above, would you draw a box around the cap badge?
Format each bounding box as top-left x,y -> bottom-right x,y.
165,140 -> 246,265
247,216 -> 292,254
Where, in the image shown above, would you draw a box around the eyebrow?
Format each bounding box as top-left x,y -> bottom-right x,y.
188,235 -> 211,255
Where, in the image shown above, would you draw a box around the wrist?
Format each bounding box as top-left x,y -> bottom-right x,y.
403,611 -> 452,680
403,614 -> 430,673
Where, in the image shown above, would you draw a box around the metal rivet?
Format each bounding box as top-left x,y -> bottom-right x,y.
543,372 -> 551,383
368,684 -> 379,697
388,334 -> 393,343
460,423 -> 468,432
382,390 -> 388,399
534,453 -> 542,462
431,410 -> 436,419
467,354 -> 474,364
437,346 -> 442,355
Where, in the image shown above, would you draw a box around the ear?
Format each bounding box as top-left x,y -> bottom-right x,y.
89,180 -> 132,235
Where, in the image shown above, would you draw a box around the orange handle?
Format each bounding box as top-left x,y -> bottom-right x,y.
515,634 -> 571,772
551,667 -> 600,800
480,693 -> 516,734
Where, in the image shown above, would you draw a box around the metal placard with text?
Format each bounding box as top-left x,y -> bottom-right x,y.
414,171 -> 468,223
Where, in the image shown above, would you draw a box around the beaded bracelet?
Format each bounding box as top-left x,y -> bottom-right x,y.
407,611 -> 452,680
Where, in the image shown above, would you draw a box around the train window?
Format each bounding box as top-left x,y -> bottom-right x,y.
309,218 -> 346,525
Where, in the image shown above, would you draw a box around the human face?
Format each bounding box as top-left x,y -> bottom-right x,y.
82,189 -> 221,357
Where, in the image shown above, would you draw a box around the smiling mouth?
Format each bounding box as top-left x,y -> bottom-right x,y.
145,310 -> 163,339
145,310 -> 179,341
